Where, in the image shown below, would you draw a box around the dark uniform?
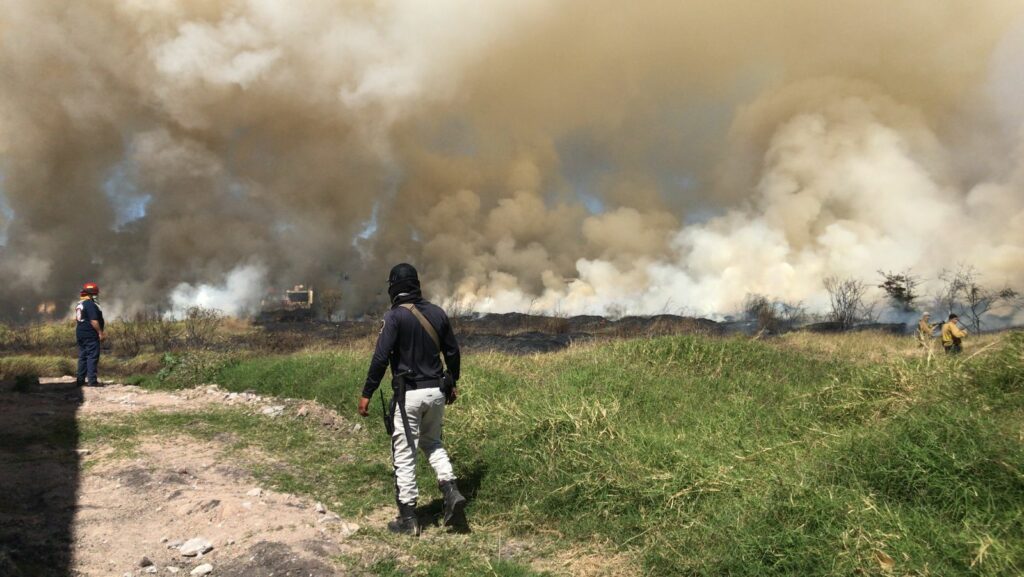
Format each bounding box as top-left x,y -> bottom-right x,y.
362,301 -> 461,398
75,296 -> 104,385
359,263 -> 466,536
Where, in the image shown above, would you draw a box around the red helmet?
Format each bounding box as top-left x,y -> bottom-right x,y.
81,282 -> 100,296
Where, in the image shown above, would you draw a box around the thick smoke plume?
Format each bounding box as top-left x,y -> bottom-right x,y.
1,0 -> 1022,323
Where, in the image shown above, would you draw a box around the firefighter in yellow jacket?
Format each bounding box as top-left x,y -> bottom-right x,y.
916,312 -> 937,349
941,313 -> 967,354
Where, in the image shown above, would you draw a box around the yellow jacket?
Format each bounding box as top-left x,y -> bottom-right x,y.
941,321 -> 967,346
917,318 -> 934,341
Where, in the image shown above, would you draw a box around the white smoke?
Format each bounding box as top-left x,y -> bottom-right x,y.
169,264 -> 268,318
450,79 -> 1024,319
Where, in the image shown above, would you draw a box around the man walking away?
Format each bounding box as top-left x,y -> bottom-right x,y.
357,263 -> 466,536
941,313 -> 967,354
75,282 -> 105,386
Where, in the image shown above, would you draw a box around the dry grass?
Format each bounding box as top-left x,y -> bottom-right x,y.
773,329 -> 1005,365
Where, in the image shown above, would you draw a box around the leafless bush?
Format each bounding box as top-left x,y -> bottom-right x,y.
935,266 -> 1020,333
779,301 -> 808,326
936,266 -> 971,317
111,318 -> 143,357
137,311 -> 181,350
823,276 -> 872,329
742,294 -> 807,333
742,293 -> 779,332
964,285 -> 1019,333
184,306 -> 223,349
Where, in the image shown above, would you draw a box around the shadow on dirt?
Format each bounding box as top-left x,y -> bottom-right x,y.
0,377 -> 82,576
219,541 -> 339,577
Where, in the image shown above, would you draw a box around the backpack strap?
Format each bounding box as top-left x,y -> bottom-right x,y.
400,303 -> 447,372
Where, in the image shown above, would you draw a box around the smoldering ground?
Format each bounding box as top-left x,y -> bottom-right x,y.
1,0 -> 1022,322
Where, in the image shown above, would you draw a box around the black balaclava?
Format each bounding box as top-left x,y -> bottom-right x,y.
388,263 -> 422,305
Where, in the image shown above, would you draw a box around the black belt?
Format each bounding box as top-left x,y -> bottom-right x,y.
404,378 -> 441,390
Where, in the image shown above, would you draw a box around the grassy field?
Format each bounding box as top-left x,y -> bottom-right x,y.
9,329 -> 1024,575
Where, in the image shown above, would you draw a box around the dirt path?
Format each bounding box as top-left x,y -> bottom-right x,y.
1,379 -> 370,577
74,435 -> 360,576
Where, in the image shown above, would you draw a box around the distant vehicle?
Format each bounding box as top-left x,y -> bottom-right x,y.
259,284 -> 317,322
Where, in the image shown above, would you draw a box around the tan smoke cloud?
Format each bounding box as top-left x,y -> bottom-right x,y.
0,0 -> 1022,321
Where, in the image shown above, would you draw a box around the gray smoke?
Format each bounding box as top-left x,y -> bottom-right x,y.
1,0 -> 1022,322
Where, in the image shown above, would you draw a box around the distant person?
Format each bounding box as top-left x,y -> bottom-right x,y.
357,263 -> 466,536
75,282 -> 105,386
941,313 -> 967,354
916,312 -> 937,349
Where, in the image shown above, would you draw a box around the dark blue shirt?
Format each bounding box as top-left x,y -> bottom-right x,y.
75,298 -> 105,340
362,299 -> 461,399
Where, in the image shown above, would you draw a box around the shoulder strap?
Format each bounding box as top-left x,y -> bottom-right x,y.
400,303 -> 447,371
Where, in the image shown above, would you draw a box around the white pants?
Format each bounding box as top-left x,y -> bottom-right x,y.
392,387 -> 455,505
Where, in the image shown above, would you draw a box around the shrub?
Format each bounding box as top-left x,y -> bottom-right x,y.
184,306 -> 224,349
153,351 -> 231,389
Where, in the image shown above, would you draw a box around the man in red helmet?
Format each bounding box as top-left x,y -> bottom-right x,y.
75,282 -> 106,386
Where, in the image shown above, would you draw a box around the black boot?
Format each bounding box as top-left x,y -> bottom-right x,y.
439,480 -> 467,527
387,501 -> 419,536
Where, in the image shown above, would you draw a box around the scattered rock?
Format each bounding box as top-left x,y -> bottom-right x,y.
75,448 -> 92,456
179,537 -> 213,557
296,405 -> 310,417
225,538 -> 235,546
166,567 -> 180,574
190,564 -> 213,576
198,499 -> 221,512
314,502 -> 326,514
338,521 -> 360,538
318,513 -> 341,524
261,405 -> 285,418
246,488 -> 262,497
352,423 -> 363,432
140,556 -> 154,567
123,572 -> 134,577
144,567 -> 158,574
160,537 -> 169,544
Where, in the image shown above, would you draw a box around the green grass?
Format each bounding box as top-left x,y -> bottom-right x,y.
109,331 -> 1024,575
368,554 -> 550,577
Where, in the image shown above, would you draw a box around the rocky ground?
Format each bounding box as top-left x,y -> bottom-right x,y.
0,378 -> 368,576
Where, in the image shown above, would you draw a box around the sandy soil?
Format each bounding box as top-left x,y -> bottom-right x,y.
6,379 -> 362,577
74,436 -> 358,576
